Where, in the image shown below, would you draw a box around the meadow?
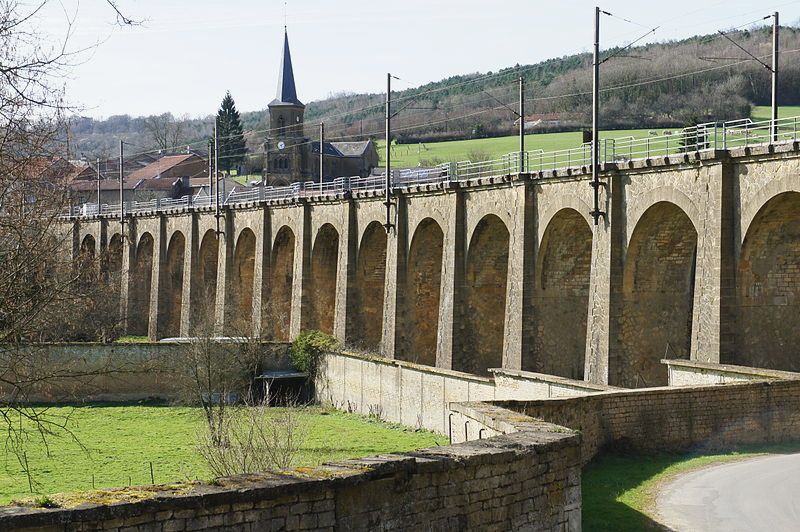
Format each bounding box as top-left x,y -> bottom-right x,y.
379,106 -> 800,169
581,443 -> 800,531
0,405 -> 446,505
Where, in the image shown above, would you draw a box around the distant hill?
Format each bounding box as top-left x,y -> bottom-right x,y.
68,25 -> 800,170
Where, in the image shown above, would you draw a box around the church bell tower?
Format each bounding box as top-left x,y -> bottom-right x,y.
265,28 -> 306,185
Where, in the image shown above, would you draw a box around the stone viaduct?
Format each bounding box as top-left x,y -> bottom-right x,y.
71,143 -> 800,388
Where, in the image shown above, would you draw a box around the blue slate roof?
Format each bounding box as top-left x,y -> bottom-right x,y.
270,29 -> 303,108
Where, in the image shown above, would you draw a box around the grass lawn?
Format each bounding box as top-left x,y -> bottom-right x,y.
375,106 -> 800,170
378,128 -> 655,168
0,404 -> 446,505
750,105 -> 800,121
582,444 -> 800,531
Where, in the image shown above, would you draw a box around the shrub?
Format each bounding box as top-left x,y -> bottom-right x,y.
290,330 -> 339,378
197,401 -> 308,477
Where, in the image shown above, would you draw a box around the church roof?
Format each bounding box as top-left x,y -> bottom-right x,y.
310,140 -> 373,158
269,29 -> 304,108
331,141 -> 373,157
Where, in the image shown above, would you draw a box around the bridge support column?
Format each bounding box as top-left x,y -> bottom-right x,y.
501,185 -> 531,370
381,197 -> 407,359
178,215 -> 198,337
435,191 -> 464,370
689,162 -> 735,363
147,216 -> 166,340
250,209 -> 268,337
585,173 -> 623,385
289,204 -> 311,340
213,213 -> 232,336
332,203 -> 355,343
119,220 -> 136,334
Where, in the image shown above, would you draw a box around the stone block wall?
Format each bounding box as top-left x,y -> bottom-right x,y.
316,350 -> 612,435
0,342 -> 290,403
0,410 -> 581,532
452,378 -> 800,463
663,358 -> 800,386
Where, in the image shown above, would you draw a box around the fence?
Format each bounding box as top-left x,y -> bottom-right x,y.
64,114 -> 800,218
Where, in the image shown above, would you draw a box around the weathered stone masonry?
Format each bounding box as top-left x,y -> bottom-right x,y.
73,145 -> 800,387
0,412 -> 581,532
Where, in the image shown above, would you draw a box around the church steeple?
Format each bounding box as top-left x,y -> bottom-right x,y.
271,28 -> 303,108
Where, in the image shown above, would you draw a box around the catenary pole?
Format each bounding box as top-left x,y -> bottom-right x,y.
214,118 -> 220,235
519,76 -> 525,173
207,139 -> 213,205
591,6 -> 602,225
384,73 -> 392,233
772,11 -> 779,142
118,140 -> 124,231
96,157 -> 101,210
320,122 -> 324,193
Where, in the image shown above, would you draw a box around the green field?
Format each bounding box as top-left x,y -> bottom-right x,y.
582,444 -> 800,531
379,106 -> 800,169
750,105 -> 800,121
0,405 -> 446,505
380,128 -> 654,168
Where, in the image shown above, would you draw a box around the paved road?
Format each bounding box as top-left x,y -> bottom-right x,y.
656,453 -> 800,531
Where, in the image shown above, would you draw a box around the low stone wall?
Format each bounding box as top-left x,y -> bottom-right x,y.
0,342 -> 291,402
663,358 -> 800,386
452,379 -> 800,464
315,350 -> 613,435
0,407 -> 581,532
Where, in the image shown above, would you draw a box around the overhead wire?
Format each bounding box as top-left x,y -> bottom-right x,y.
100,7 -> 797,166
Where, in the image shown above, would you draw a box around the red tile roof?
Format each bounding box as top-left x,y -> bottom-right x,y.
127,154 -> 199,181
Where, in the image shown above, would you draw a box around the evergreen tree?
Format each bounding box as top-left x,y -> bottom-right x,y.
216,91 -> 246,172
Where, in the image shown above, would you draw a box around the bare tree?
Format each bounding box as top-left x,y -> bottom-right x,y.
0,0 -> 139,465
143,113 -> 186,152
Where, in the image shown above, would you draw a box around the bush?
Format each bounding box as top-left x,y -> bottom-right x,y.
290,330 -> 339,378
197,402 -> 307,477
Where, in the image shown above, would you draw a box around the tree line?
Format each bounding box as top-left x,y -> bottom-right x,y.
69,25 -> 800,161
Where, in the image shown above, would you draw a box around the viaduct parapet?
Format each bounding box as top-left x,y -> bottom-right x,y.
70,143 -> 800,387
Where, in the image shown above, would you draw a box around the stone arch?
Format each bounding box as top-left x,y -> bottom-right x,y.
159,231 -> 185,338
740,176 -> 800,243
130,233 -> 154,336
528,208 -> 592,379
78,234 -> 97,282
735,192 -> 800,371
268,226 -> 295,341
191,230 -> 218,333
399,218 -> 444,366
228,228 -> 256,334
104,233 -> 124,297
465,207 -> 512,249
536,194 -> 593,244
615,202 -> 697,388
306,224 -> 339,335
626,187 -> 700,249
80,234 -> 96,256
349,221 -> 387,351
455,214 -> 509,376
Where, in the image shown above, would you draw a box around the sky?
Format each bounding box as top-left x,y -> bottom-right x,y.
33,0 -> 800,118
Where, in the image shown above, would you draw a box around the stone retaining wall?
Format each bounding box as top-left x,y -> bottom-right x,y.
315,350 -> 613,435
451,379 -> 800,464
0,408 -> 581,532
0,342 -> 290,403
663,358 -> 800,386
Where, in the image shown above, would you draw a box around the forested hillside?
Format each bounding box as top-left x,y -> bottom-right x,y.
69,25 -> 800,163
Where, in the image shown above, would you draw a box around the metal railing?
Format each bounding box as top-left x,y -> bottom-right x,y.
64,114 -> 800,219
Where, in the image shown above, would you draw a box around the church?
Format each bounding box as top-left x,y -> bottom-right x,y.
263,30 -> 379,186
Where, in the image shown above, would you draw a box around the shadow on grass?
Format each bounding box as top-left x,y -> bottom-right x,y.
582,443 -> 800,531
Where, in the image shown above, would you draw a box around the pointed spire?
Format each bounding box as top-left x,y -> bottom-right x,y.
270,28 -> 303,107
